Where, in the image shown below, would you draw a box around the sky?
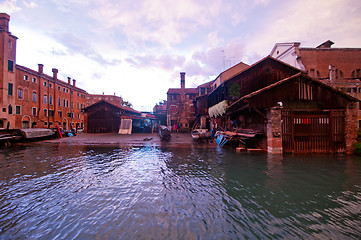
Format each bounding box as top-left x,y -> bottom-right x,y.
1,0 -> 361,111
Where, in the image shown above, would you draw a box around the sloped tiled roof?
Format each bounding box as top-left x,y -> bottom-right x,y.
167,88 -> 198,94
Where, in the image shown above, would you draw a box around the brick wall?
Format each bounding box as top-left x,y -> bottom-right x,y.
266,107 -> 283,154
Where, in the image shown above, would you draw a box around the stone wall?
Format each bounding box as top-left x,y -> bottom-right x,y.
345,103 -> 358,154
266,107 -> 283,154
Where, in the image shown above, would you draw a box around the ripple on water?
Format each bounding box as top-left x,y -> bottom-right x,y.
0,144 -> 361,239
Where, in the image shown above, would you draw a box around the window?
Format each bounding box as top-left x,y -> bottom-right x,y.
71,101 -> 73,109
8,83 -> 13,96
32,77 -> 36,83
66,100 -> 69,108
49,110 -> 54,117
67,112 -> 74,118
58,111 -> 62,118
8,105 -> 13,114
298,81 -> 313,100
44,121 -> 48,126
43,81 -> 47,87
32,107 -> 37,116
18,88 -> 23,99
15,105 -> 21,115
44,109 -> 48,117
24,75 -> 29,81
32,92 -> 37,102
49,95 -> 53,105
44,95 -> 48,104
58,86 -> 61,91
49,83 -> 52,88
63,99 -> 66,107
8,60 -> 13,71
77,93 -> 80,97
77,103 -> 79,109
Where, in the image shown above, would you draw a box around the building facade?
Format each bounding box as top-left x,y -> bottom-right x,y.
86,94 -> 123,107
0,13 -> 127,130
270,40 -> 361,127
166,72 -> 198,130
0,13 -> 89,130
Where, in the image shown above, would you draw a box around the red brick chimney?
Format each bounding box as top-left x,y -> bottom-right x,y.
72,79 -> 76,87
180,72 -> 185,89
52,68 -> 58,80
329,65 -> 336,85
67,77 -> 71,85
38,64 -> 44,74
0,13 -> 10,32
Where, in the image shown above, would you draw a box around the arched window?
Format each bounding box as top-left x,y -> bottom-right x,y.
352,69 -> 361,78
44,94 -> 47,104
8,105 -> 12,114
32,91 -> 37,102
18,88 -> 23,99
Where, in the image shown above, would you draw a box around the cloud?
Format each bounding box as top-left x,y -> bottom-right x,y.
125,54 -> 185,71
244,0 -> 361,62
187,37 -> 246,77
0,0 -> 21,13
82,0 -> 229,49
52,32 -> 122,66
23,1 -> 38,8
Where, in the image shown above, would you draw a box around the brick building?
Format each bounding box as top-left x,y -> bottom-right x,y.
270,40 -> 361,127
14,65 -> 87,130
86,94 -> 123,107
166,72 -> 198,130
0,13 -> 127,130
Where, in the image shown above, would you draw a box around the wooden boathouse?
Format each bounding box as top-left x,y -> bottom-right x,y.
83,100 -> 141,133
227,73 -> 357,153
205,57 -> 358,153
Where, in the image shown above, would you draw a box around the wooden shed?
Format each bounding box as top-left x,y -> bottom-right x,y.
227,73 -> 358,153
83,100 -> 141,133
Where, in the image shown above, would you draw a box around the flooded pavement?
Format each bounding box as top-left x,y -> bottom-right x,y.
0,142 -> 360,239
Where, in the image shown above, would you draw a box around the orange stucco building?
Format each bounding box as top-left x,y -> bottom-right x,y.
0,13 -> 124,130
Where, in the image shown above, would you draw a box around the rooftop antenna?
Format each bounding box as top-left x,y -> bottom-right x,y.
230,56 -> 235,67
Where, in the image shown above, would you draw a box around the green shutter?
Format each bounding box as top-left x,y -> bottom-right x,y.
8,83 -> 13,95
8,60 -> 13,71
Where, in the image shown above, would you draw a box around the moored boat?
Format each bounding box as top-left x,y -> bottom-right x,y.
192,129 -> 211,140
159,125 -> 171,140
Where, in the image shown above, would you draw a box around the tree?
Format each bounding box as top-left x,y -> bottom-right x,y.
122,100 -> 133,108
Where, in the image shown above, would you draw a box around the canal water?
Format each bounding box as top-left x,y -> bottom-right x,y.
0,143 -> 360,239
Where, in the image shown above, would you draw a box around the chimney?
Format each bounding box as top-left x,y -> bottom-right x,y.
52,68 -> 58,80
180,72 -> 185,89
0,13 -> 10,32
72,79 -> 76,87
38,64 -> 44,74
329,65 -> 336,84
67,77 -> 71,85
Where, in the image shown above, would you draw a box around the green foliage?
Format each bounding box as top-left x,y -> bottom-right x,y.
122,100 -> 133,108
229,83 -> 241,98
357,129 -> 361,141
354,142 -> 361,155
353,129 -> 361,155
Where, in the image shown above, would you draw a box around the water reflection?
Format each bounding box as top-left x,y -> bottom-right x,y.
0,144 -> 360,239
